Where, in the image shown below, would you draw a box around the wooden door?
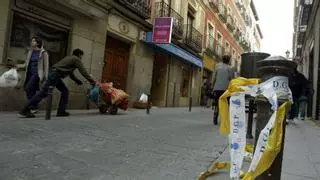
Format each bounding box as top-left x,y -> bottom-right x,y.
102,36 -> 130,90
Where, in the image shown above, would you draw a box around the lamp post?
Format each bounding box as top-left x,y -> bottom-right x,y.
285,50 -> 290,59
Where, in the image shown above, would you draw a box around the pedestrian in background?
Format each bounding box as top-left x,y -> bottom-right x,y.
298,80 -> 313,120
212,55 -> 234,125
205,82 -> 213,108
19,49 -> 96,118
16,37 -> 49,113
287,67 -> 309,123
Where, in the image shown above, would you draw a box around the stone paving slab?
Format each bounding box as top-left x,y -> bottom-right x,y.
0,108 -> 319,179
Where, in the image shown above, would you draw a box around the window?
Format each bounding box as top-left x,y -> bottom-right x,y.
227,6 -> 232,15
181,67 -> 191,97
217,32 -> 223,55
207,23 -> 215,49
232,49 -> 236,66
225,41 -> 230,55
187,9 -> 195,39
232,49 -> 236,58
234,16 -> 237,27
8,14 -> 68,67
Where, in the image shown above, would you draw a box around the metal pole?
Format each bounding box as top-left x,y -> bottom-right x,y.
255,97 -> 287,180
146,94 -> 152,114
246,99 -> 254,139
45,86 -> 54,120
86,88 -> 90,110
189,97 -> 192,112
189,68 -> 193,112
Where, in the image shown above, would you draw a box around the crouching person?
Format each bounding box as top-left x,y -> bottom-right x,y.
19,49 -> 96,118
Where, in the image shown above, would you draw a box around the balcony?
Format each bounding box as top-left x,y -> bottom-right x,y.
244,16 -> 252,27
239,38 -> 251,52
118,0 -> 150,19
185,25 -> 203,53
233,28 -> 242,42
218,4 -> 227,23
235,0 -> 244,9
297,31 -> 306,45
209,0 -> 219,13
300,4 -> 312,26
155,2 -> 184,39
226,15 -> 235,32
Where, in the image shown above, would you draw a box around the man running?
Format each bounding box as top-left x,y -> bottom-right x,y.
19,49 -> 96,118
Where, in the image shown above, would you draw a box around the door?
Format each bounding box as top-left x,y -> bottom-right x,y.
151,53 -> 169,107
102,36 -> 130,90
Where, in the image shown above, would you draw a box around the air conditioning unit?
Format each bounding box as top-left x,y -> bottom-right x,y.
139,30 -> 146,41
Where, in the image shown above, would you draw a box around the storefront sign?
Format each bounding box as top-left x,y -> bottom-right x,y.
203,55 -> 216,72
14,0 -> 71,28
152,17 -> 173,44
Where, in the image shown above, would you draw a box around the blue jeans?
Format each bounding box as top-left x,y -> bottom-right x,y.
25,74 -> 40,109
24,69 -> 69,113
288,99 -> 299,120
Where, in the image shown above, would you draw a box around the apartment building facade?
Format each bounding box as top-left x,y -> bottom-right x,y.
293,0 -> 319,120
0,0 -> 264,110
148,0 -> 204,107
204,0 -> 243,82
0,0 -> 155,110
202,0 -> 262,84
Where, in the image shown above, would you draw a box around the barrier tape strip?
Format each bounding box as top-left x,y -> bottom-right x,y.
198,77 -> 292,180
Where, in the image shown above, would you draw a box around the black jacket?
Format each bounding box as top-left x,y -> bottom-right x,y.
289,71 -> 309,100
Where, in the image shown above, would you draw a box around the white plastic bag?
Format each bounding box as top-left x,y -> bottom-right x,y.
0,68 -> 19,87
139,93 -> 148,103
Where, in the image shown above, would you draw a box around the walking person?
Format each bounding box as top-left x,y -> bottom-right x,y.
19,49 -> 96,118
17,37 -> 49,113
287,67 -> 309,124
205,83 -> 213,108
212,55 -> 234,125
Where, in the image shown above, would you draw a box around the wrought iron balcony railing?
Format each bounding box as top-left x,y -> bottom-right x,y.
118,0 -> 150,19
233,28 -> 242,42
244,16 -> 252,27
235,0 -> 244,9
218,4 -> 227,23
239,37 -> 251,52
209,0 -> 219,13
154,2 -> 184,39
226,15 -> 235,32
185,24 -> 203,53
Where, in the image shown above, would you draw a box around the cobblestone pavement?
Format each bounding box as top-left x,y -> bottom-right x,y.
0,108 -> 319,180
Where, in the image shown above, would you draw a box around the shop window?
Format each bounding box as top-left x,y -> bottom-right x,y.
181,68 -> 191,97
8,14 -> 68,67
225,41 -> 230,55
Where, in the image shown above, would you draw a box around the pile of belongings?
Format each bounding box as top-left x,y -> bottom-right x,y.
100,82 -> 129,110
133,93 -> 150,109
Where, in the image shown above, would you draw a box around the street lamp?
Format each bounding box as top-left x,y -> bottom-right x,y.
285,50 -> 290,59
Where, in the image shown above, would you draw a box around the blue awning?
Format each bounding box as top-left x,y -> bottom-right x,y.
146,32 -> 203,68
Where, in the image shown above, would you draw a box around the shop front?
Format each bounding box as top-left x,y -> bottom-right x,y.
0,0 -> 107,110
201,54 -> 216,106
203,54 -> 216,83
146,32 -> 203,107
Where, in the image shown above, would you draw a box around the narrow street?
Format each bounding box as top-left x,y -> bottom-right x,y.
0,108 -> 320,180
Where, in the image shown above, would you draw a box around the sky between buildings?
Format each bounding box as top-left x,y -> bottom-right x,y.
254,0 -> 294,57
